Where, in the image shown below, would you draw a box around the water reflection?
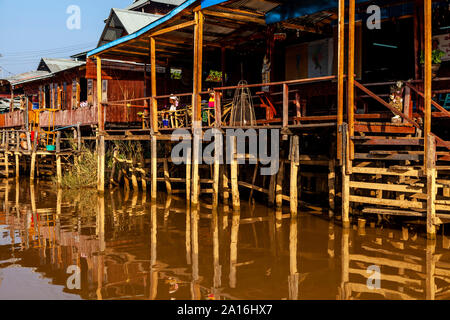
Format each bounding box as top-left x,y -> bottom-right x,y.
0,179 -> 450,299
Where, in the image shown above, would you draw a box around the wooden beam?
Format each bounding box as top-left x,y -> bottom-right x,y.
213,5 -> 265,17
337,0 -> 345,160
348,0 -> 355,161
280,22 -> 323,34
203,9 -> 266,25
424,0 -> 432,167
150,37 -> 158,133
96,56 -> 103,132
150,20 -> 196,37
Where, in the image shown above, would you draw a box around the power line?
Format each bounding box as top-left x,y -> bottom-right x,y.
0,41 -> 97,56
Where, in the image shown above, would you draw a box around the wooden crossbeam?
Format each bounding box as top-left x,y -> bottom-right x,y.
280,21 -> 323,34
202,9 -> 266,25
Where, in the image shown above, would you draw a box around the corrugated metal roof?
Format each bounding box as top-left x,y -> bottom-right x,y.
126,0 -> 185,11
3,71 -> 51,86
98,9 -> 163,47
38,58 -> 84,73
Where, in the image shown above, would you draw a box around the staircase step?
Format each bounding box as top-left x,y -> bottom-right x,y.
355,122 -> 416,134
352,136 -> 423,146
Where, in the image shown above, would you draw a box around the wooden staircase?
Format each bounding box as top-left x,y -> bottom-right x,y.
348,122 -> 450,222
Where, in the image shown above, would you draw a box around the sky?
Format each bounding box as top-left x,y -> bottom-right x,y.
0,0 -> 132,77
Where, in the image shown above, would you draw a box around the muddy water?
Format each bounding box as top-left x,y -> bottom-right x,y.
0,179 -> 449,300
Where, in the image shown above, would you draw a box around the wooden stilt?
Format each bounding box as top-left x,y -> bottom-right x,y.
230,136 -> 240,210
268,174 -> 276,206
30,151 -> 36,181
290,136 -> 299,217
213,152 -> 220,208
191,129 -> 200,205
186,143 -> 192,204
342,124 -> 350,228
109,149 -> 118,188
56,155 -> 62,185
97,135 -> 105,193
426,134 -> 436,239
276,156 -> 285,209
163,158 -> 172,194
328,159 -> 336,218
288,215 -> 298,300
15,154 -> 19,179
131,159 -> 139,191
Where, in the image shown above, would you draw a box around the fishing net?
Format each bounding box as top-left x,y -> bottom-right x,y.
230,80 -> 256,126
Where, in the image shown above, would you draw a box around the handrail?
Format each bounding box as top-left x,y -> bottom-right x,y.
404,82 -> 450,118
354,80 -> 421,130
213,75 -> 336,91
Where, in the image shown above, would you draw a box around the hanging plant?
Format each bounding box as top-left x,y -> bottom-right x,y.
420,49 -> 445,65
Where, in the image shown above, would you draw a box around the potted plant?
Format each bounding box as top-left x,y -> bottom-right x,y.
420,48 -> 445,77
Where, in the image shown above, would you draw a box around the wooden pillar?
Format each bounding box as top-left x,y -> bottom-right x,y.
342,124 -> 350,228
186,142 -> 192,204
230,136 -> 240,210
97,135 -> 105,193
276,158 -> 284,209
30,151 -> 36,181
150,37 -> 158,134
288,215 -> 298,300
426,134 -> 436,239
56,155 -> 62,185
337,0 -> 345,160
15,154 -> 19,179
191,11 -> 204,206
163,158 -> 172,194
151,135 -> 157,200
348,0 -> 355,162
96,56 -> 104,132
328,159 -> 336,218
290,136 -> 299,217
424,0 -> 432,165
282,83 -> 289,140
221,165 -> 230,210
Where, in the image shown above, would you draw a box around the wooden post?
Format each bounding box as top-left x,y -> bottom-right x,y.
213,137 -> 220,207
348,0 -> 355,162
30,152 -> 36,181
56,155 -> 62,185
282,83 -> 289,140
150,37 -> 158,134
342,124 -> 350,228
214,90 -> 222,127
424,0 -> 432,167
328,159 -> 336,218
230,136 -> 240,210
337,0 -> 345,161
186,142 -> 192,204
426,134 -> 436,239
151,135 -> 157,200
276,158 -> 284,209
221,165 -> 230,210
288,215 -> 298,300
97,135 -> 105,193
290,136 -> 299,217
15,154 -> 19,179
163,158 -> 172,194
96,56 -> 104,132
110,149 -> 118,188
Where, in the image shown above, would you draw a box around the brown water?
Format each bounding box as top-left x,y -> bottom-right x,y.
0,179 -> 449,300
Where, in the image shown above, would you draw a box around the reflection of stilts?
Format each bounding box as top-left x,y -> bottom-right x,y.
327,221 -> 335,270
149,201 -> 158,300
212,208 -> 221,290
426,239 -> 436,300
96,194 -> 105,300
190,203 -> 201,299
339,228 -> 350,300
288,215 -> 298,300
229,210 -> 240,288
